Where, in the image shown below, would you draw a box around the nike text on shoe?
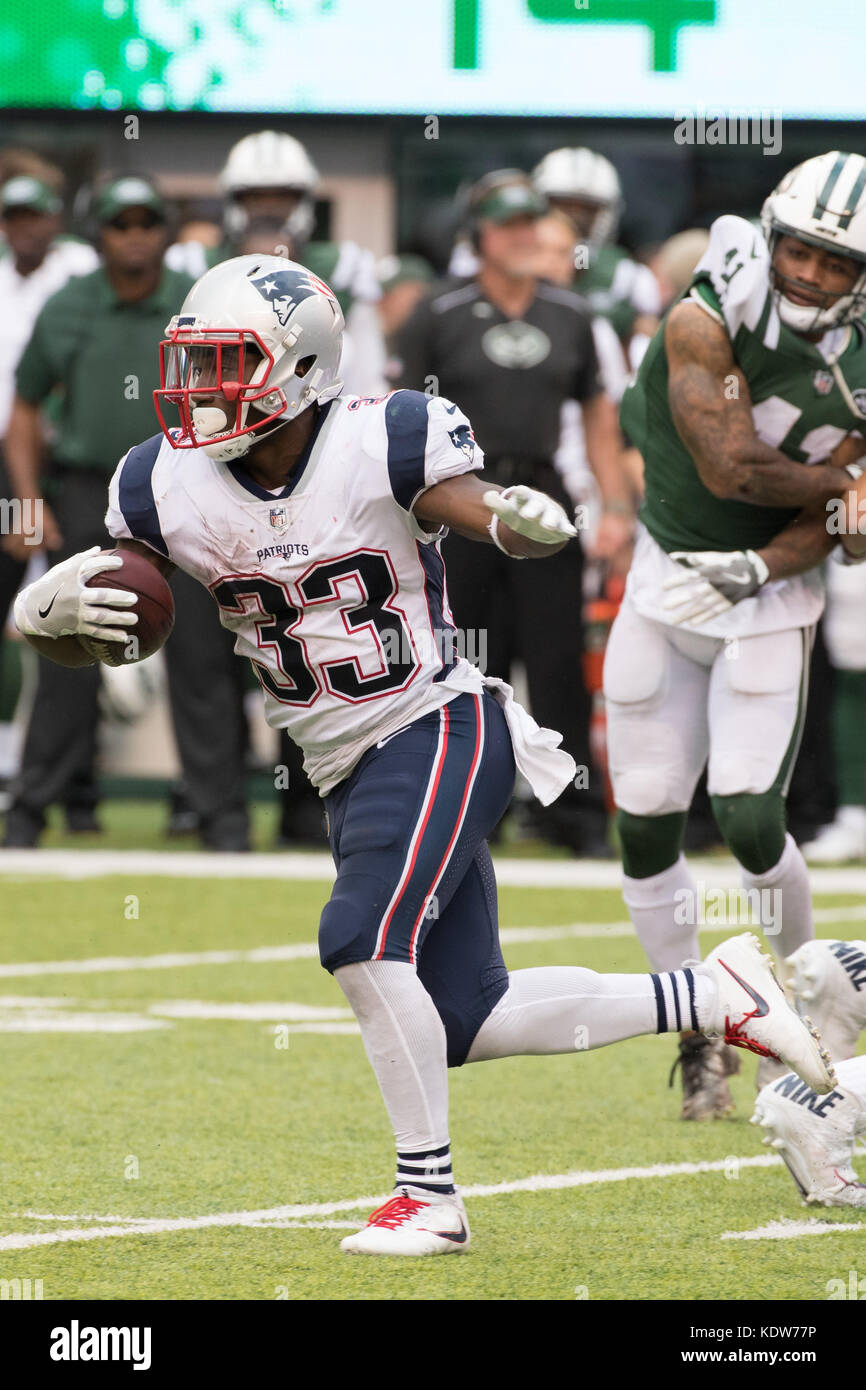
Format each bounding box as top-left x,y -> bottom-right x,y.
340,1186 -> 470,1256
786,939 -> 866,1063
751,1073 -> 866,1208
700,933 -> 836,1095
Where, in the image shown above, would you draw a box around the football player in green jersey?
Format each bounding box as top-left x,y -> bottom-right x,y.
531,146 -> 661,369
607,151 -> 866,1119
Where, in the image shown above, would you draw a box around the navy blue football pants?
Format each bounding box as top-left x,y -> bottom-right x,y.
319,689 -> 516,1065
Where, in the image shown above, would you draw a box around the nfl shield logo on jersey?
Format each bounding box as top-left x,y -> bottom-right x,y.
853,388 -> 866,418
269,506 -> 288,530
813,370 -> 834,396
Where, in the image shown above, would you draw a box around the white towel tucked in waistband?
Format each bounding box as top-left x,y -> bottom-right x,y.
482,676 -> 576,807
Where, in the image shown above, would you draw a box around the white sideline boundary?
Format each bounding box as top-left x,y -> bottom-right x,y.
0,1154 -> 783,1253
2,847 -> 866,894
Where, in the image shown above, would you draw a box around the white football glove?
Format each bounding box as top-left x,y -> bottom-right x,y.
14,546 -> 139,643
483,485 -> 577,552
662,548 -> 770,626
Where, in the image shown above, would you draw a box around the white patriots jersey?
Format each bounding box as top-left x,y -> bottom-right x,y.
106,391 -> 486,794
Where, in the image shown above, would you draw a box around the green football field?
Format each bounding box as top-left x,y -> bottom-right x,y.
1,852 -> 864,1302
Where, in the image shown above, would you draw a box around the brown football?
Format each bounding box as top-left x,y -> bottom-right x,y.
79,548 -> 175,667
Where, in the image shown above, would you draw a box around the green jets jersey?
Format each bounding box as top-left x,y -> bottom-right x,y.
575,243 -> 660,342
620,214 -> 866,555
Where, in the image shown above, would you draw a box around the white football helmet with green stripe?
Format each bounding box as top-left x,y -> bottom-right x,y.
761,151 -> 866,332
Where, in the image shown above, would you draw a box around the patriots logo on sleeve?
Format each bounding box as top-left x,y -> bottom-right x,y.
250,268 -> 337,326
448,423 -> 475,462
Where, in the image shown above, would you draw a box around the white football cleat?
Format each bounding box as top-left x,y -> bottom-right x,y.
340,1186 -> 470,1256
700,933 -> 836,1095
801,808 -> 866,864
785,939 -> 866,1062
751,1072 -> 866,1208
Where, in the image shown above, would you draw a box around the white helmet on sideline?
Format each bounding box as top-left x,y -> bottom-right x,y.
760,151 -> 866,332
155,254 -> 344,463
220,131 -> 319,249
531,147 -> 623,246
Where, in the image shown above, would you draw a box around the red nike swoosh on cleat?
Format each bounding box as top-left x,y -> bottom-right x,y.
718,960 -> 770,1016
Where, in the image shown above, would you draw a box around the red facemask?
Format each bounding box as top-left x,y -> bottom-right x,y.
153,326 -> 282,450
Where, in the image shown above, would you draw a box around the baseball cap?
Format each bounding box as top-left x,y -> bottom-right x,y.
92,176 -> 166,225
474,182 -> 548,224
376,253 -> 435,293
0,175 -> 62,217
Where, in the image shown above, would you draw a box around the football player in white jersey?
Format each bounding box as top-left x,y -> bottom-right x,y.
13,255 -> 837,1255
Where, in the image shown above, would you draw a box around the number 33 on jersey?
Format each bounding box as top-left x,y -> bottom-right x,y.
106,390 -> 485,794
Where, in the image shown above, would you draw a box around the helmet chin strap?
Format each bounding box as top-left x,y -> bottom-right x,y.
772,274 -> 860,334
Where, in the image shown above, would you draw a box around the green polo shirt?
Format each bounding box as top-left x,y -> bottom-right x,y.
15,265 -> 193,474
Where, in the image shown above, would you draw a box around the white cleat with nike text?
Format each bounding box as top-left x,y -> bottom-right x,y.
785,938 -> 866,1063
700,933 -> 836,1095
751,1072 -> 866,1208
340,1186 -> 470,1256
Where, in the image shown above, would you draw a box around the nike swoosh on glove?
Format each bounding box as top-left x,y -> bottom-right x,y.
483,485 -> 577,550
14,546 -> 139,643
661,549 -> 770,626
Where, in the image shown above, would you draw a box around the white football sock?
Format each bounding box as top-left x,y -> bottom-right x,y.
622,854 -> 700,972
740,832 -> 813,964
466,965 -> 714,1061
334,960 -> 450,1157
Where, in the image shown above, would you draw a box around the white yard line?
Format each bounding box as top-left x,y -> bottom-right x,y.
0,997 -> 359,1033
13,1213 -> 161,1224
0,943 -> 319,979
0,849 -> 339,882
0,1155 -> 782,1253
2,910 -> 863,980
0,1014 -> 169,1032
2,847 -> 866,894
149,1001 -> 353,1021
722,1217 -> 866,1241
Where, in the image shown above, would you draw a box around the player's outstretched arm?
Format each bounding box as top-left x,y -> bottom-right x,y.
413,474 -> 576,558
666,301 -> 854,508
